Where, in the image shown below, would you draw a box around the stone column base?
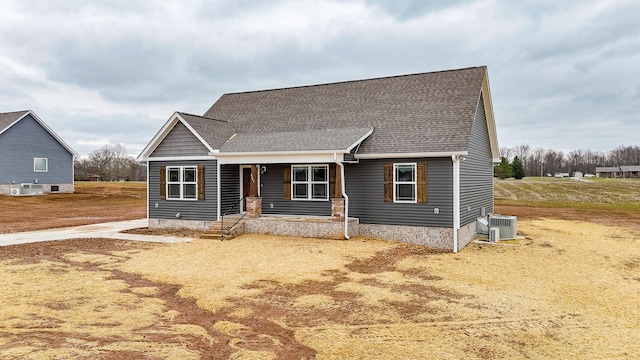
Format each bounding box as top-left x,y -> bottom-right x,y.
246,197 -> 262,218
331,197 -> 345,222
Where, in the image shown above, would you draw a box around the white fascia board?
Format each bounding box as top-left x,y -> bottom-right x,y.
481,70 -> 500,161
356,151 -> 468,159
136,112 -> 215,161
24,111 -> 79,158
216,152 -> 343,165
346,128 -> 374,153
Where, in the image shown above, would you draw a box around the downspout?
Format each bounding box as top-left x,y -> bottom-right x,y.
452,155 -> 461,253
216,160 -> 221,221
334,153 -> 350,240
146,161 -> 150,221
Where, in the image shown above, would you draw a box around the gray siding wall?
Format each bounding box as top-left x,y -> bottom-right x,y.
460,94 -> 494,226
150,122 -> 210,157
346,158 -> 453,228
0,114 -> 73,184
220,164 -> 240,214
260,163 -> 332,216
148,160 -> 217,221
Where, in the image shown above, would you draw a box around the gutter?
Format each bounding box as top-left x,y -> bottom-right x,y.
334,153 -> 350,240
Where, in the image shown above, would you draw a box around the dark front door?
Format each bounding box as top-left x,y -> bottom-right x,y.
242,167 -> 252,211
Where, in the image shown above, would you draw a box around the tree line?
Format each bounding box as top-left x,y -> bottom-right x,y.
496,144 -> 640,178
74,144 -> 147,181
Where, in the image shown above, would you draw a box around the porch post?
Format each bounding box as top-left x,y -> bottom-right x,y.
246,164 -> 262,217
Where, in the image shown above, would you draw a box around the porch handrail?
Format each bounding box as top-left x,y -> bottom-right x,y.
220,196 -> 247,241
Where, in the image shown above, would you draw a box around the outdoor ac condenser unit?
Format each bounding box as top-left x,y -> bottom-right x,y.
489,227 -> 500,243
489,215 -> 517,240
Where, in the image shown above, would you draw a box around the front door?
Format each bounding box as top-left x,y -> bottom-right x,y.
241,167 -> 252,211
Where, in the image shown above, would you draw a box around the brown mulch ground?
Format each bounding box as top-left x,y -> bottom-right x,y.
0,182 -> 145,233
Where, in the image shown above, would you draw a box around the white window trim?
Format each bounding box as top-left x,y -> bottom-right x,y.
291,164 -> 329,201
393,162 -> 417,203
34,158 -> 48,172
166,166 -> 198,201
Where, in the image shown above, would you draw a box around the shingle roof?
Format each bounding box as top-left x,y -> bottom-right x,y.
219,127 -> 373,153
620,165 -> 640,172
0,110 -> 29,134
177,112 -> 235,149
202,66 -> 487,155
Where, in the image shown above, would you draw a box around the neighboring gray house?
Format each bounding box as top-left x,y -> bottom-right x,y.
0,110 -> 77,195
596,166 -> 640,178
138,66 -> 499,252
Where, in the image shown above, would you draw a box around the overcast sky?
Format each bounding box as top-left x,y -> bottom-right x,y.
1,0 -> 638,157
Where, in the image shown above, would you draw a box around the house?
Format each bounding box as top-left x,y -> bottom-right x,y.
0,110 -> 77,195
620,165 -> 640,178
596,166 -> 623,178
138,66 -> 499,252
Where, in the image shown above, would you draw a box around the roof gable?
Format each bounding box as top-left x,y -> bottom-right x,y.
138,112 -> 234,160
0,110 -> 77,157
204,66 -> 496,157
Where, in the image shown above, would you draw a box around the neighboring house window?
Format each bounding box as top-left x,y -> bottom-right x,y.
159,166 -> 206,201
291,165 -> 329,200
384,162 -> 427,203
34,158 -> 48,172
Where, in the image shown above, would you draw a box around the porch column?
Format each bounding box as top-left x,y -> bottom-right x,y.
250,165 -> 259,196
247,164 -> 262,217
331,164 -> 344,221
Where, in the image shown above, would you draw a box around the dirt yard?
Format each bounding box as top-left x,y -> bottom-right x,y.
0,182 -> 146,233
0,180 -> 638,358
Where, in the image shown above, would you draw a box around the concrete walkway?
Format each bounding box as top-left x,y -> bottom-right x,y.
0,219 -> 195,247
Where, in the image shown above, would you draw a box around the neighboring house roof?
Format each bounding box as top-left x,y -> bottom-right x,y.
0,110 -> 78,157
596,167 -> 622,172
620,165 -> 640,172
139,66 -> 498,161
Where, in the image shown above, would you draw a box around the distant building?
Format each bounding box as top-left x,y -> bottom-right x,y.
596,166 -> 640,178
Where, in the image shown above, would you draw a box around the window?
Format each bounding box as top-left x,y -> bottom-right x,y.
34,158 -> 48,172
291,165 -> 328,200
384,162 -> 427,203
166,166 -> 197,200
394,163 -> 416,202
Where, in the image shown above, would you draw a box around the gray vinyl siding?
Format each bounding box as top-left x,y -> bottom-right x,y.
148,160 -> 217,221
220,164 -> 240,215
346,158 -> 453,228
0,114 -> 73,184
460,94 -> 494,226
260,163 -> 332,216
150,122 -> 210,157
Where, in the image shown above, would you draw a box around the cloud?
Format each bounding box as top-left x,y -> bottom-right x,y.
0,0 -> 639,156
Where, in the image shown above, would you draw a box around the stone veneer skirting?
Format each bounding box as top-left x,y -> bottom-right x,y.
244,216 -> 359,240
148,216 -> 479,252
149,218 -> 214,230
0,183 -> 74,196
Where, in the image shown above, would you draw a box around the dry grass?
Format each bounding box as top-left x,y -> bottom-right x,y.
1,181 -> 639,358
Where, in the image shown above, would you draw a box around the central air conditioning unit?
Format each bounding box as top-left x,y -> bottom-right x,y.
10,188 -> 21,196
489,227 -> 500,243
489,215 -> 517,240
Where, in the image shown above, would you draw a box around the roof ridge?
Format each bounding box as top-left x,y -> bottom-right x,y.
222,66 -> 486,96
178,111 -> 230,123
